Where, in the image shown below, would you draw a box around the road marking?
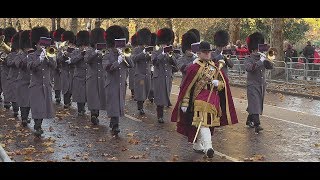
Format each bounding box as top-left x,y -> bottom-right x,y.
261,114 -> 320,131
124,114 -> 142,122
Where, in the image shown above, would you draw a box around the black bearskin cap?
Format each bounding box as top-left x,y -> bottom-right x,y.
3,27 -> 17,43
131,34 -> 137,47
214,30 -> 229,47
181,31 -> 198,53
11,32 -> 20,51
246,32 -> 265,52
122,26 -> 129,44
20,30 -> 32,50
53,28 -> 65,42
156,28 -> 173,45
105,25 -> 125,48
150,33 -> 157,46
61,31 -> 75,44
137,28 -> 151,46
76,30 -> 90,46
31,26 -> 49,47
90,28 -> 106,47
187,28 -> 200,42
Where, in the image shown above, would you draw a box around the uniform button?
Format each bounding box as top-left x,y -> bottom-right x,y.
98,63 -> 100,65
43,76 -> 45,78
120,75 -> 121,77
165,70 -> 167,71
98,70 -> 100,71
42,69 -> 44,70
98,77 -> 100,78
166,76 -> 167,77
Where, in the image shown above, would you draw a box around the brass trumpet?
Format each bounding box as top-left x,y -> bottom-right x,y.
0,35 -> 12,54
258,47 -> 277,63
46,46 -> 57,58
117,47 -> 131,67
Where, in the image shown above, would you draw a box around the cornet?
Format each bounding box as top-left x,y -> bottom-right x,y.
257,47 -> 277,63
46,46 -> 58,58
117,47 -> 131,67
0,35 -> 12,54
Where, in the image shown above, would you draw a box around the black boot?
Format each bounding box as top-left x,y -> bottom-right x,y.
246,115 -> 254,128
77,103 -> 85,116
137,101 -> 145,115
110,117 -> 120,135
252,114 -> 263,134
131,89 -> 134,99
255,126 -> 264,134
20,107 -> 29,127
157,105 -> 164,123
63,92 -> 72,108
12,102 -> 19,117
55,90 -> 61,104
4,102 -> 11,110
90,110 -> 99,125
33,119 -> 44,137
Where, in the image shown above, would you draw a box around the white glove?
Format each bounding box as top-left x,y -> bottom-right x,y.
212,80 -> 219,87
65,57 -> 71,64
39,51 -> 46,62
95,49 -> 100,54
181,106 -> 187,113
193,58 -> 198,64
162,50 -> 166,55
118,55 -> 123,64
143,49 -> 146,54
260,55 -> 266,62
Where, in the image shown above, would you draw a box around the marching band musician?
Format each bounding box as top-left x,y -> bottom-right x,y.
187,29 -> 200,42
128,33 -> 137,99
131,28 -> 152,115
52,28 -> 65,104
69,31 -> 89,116
57,31 -> 75,109
147,33 -> 157,103
176,31 -> 198,87
15,30 -> 33,127
84,27 -> 107,125
0,28 -> 3,102
171,41 -> 238,158
244,32 -> 274,134
6,32 -> 20,117
121,26 -> 130,97
0,27 -> 17,110
27,26 -> 57,137
151,28 -> 178,123
211,30 -> 234,78
103,25 -> 133,135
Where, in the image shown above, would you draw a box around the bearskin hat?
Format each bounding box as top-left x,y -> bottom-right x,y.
105,25 -> 125,48
122,26 -> 129,44
137,28 -> 151,46
31,26 -> 49,47
214,30 -> 229,47
90,28 -> 106,47
246,32 -> 264,52
10,32 -> 20,51
20,30 -> 32,50
156,28 -> 173,45
181,31 -> 198,53
76,31 -> 90,46
187,29 -> 200,42
61,31 -> 75,44
53,28 -> 65,42
150,33 -> 157,46
131,34 -> 137,47
3,27 -> 17,43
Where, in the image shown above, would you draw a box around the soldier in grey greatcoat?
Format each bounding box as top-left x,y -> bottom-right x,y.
27,26 -> 57,137
103,25 -> 134,135
244,32 -> 274,134
131,28 -> 152,115
211,30 -> 234,78
84,28 -> 107,125
57,31 -> 75,109
151,28 -> 178,123
15,30 -> 33,127
69,31 -> 89,116
52,28 -> 65,104
6,32 -> 20,117
128,33 -> 137,99
176,31 -> 198,87
0,28 -> 3,102
0,27 -> 17,110
148,33 -> 157,103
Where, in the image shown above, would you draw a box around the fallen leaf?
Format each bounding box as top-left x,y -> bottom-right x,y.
82,155 -> 89,160
129,155 -> 142,159
253,155 -> 265,161
43,141 -> 54,147
76,153 -> 81,157
172,155 -> 179,161
92,127 -> 99,130
24,156 -> 33,161
1,143 -> 5,148
84,126 -> 90,129
102,153 -> 111,157
97,138 -> 106,142
121,147 -> 128,151
128,138 -> 140,145
45,147 -> 54,153
87,144 -> 93,148
315,144 -> 320,147
63,155 -> 70,160
127,133 -> 134,137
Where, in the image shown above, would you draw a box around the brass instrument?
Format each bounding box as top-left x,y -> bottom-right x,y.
46,46 -> 57,58
0,35 -> 12,54
117,47 -> 131,67
257,47 -> 277,63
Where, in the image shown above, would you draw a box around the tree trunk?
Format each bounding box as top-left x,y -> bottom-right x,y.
51,18 -> 56,31
70,18 -> 78,34
16,19 -> 22,31
3,18 -> 7,28
229,18 -> 240,45
94,18 -> 103,28
57,18 -> 61,29
165,18 -> 173,29
270,18 -> 285,79
85,18 -> 92,31
8,18 -> 13,27
28,18 -> 32,29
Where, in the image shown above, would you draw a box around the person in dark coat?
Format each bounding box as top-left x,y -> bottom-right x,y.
151,28 -> 178,123
6,32 -> 20,117
244,32 -> 274,134
84,28 -> 107,125
27,26 -> 57,137
131,28 -> 152,115
103,25 -> 134,135
1,27 -> 17,109
176,31 -> 198,87
147,32 -> 157,103
69,31 -> 89,116
128,33 -> 137,99
0,28 -> 3,102
57,31 -> 75,109
52,28 -> 65,104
